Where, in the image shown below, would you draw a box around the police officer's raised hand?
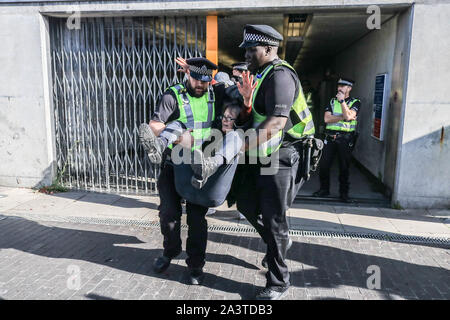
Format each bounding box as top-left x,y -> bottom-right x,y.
336,91 -> 345,102
237,71 -> 257,108
175,57 -> 190,74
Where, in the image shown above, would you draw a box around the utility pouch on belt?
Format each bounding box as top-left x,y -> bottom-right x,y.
288,136 -> 324,182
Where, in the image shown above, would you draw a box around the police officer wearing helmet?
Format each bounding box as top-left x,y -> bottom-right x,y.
141,57 -> 234,285
313,78 -> 361,202
235,24 -> 315,300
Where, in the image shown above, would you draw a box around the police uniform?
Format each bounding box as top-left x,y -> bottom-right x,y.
230,62 -> 248,85
232,62 -> 248,73
152,58 -> 228,283
235,25 -> 315,299
314,78 -> 361,202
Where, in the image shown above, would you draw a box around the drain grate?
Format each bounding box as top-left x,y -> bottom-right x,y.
1,213 -> 449,246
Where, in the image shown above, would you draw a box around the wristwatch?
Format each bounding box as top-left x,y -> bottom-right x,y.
339,99 -> 345,103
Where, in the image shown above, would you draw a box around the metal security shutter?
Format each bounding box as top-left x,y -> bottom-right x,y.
50,16 -> 205,194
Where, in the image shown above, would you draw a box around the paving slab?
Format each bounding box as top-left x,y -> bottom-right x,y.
0,188 -> 41,212
378,208 -> 450,236
332,206 -> 398,234
288,204 -> 344,232
5,192 -> 86,215
427,209 -> 450,218
1,187 -> 449,239
54,193 -> 151,219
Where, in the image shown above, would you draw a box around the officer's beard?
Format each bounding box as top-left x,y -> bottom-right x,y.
186,80 -> 207,98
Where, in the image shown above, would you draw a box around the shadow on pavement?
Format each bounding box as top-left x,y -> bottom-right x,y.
40,190 -> 160,211
85,293 -> 117,300
0,217 -> 258,299
209,233 -> 449,300
1,216 -> 448,300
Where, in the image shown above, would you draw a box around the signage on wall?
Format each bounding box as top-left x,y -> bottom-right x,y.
371,73 -> 388,141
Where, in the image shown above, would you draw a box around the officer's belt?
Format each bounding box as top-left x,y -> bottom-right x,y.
325,131 -> 354,141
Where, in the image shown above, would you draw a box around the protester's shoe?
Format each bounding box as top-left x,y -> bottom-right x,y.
262,238 -> 293,269
312,189 -> 330,197
340,193 -> 351,203
185,267 -> 205,285
152,255 -> 172,274
237,212 -> 246,220
255,286 -> 289,300
190,149 -> 222,189
205,208 -> 216,216
139,123 -> 165,164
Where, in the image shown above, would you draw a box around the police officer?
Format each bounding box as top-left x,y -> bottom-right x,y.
313,78 -> 361,202
142,57 -> 231,285
236,25 -> 315,300
230,62 -> 248,85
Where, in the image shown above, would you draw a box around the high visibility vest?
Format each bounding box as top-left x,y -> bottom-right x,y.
248,60 -> 315,157
167,83 -> 215,150
326,98 -> 359,132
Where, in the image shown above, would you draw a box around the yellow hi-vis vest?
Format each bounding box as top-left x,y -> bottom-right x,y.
248,60 -> 315,157
326,98 -> 359,132
167,83 -> 215,150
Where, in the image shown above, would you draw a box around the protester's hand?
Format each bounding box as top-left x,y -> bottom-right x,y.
174,129 -> 194,149
237,71 -> 257,107
176,57 -> 189,74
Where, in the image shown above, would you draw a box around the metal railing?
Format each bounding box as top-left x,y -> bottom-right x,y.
50,16 -> 206,194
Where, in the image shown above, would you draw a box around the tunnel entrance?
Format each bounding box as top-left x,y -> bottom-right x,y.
216,8 -> 408,206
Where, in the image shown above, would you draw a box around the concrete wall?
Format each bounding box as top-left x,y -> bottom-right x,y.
332,15 -> 398,192
384,7 -> 413,201
394,3 -> 450,208
0,7 -> 56,188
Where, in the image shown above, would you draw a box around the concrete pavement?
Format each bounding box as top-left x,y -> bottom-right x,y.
1,187 -> 449,238
0,186 -> 449,300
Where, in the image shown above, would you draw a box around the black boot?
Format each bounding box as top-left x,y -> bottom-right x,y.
139,123 -> 165,164
152,256 -> 172,274
185,267 -> 205,285
313,189 -> 330,197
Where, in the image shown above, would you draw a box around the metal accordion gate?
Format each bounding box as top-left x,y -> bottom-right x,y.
49,16 -> 206,194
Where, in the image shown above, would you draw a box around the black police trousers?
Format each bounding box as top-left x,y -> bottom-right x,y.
236,147 -> 304,289
318,133 -> 354,195
157,160 -> 209,269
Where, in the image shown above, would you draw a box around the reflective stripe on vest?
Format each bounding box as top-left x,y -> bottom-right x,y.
326,98 -> 359,132
248,60 -> 315,157
167,83 -> 215,150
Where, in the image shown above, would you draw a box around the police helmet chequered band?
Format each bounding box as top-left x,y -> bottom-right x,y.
337,79 -> 354,86
243,30 -> 280,46
189,65 -> 213,77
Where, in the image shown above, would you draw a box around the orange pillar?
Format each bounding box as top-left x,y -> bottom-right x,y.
206,16 -> 218,77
